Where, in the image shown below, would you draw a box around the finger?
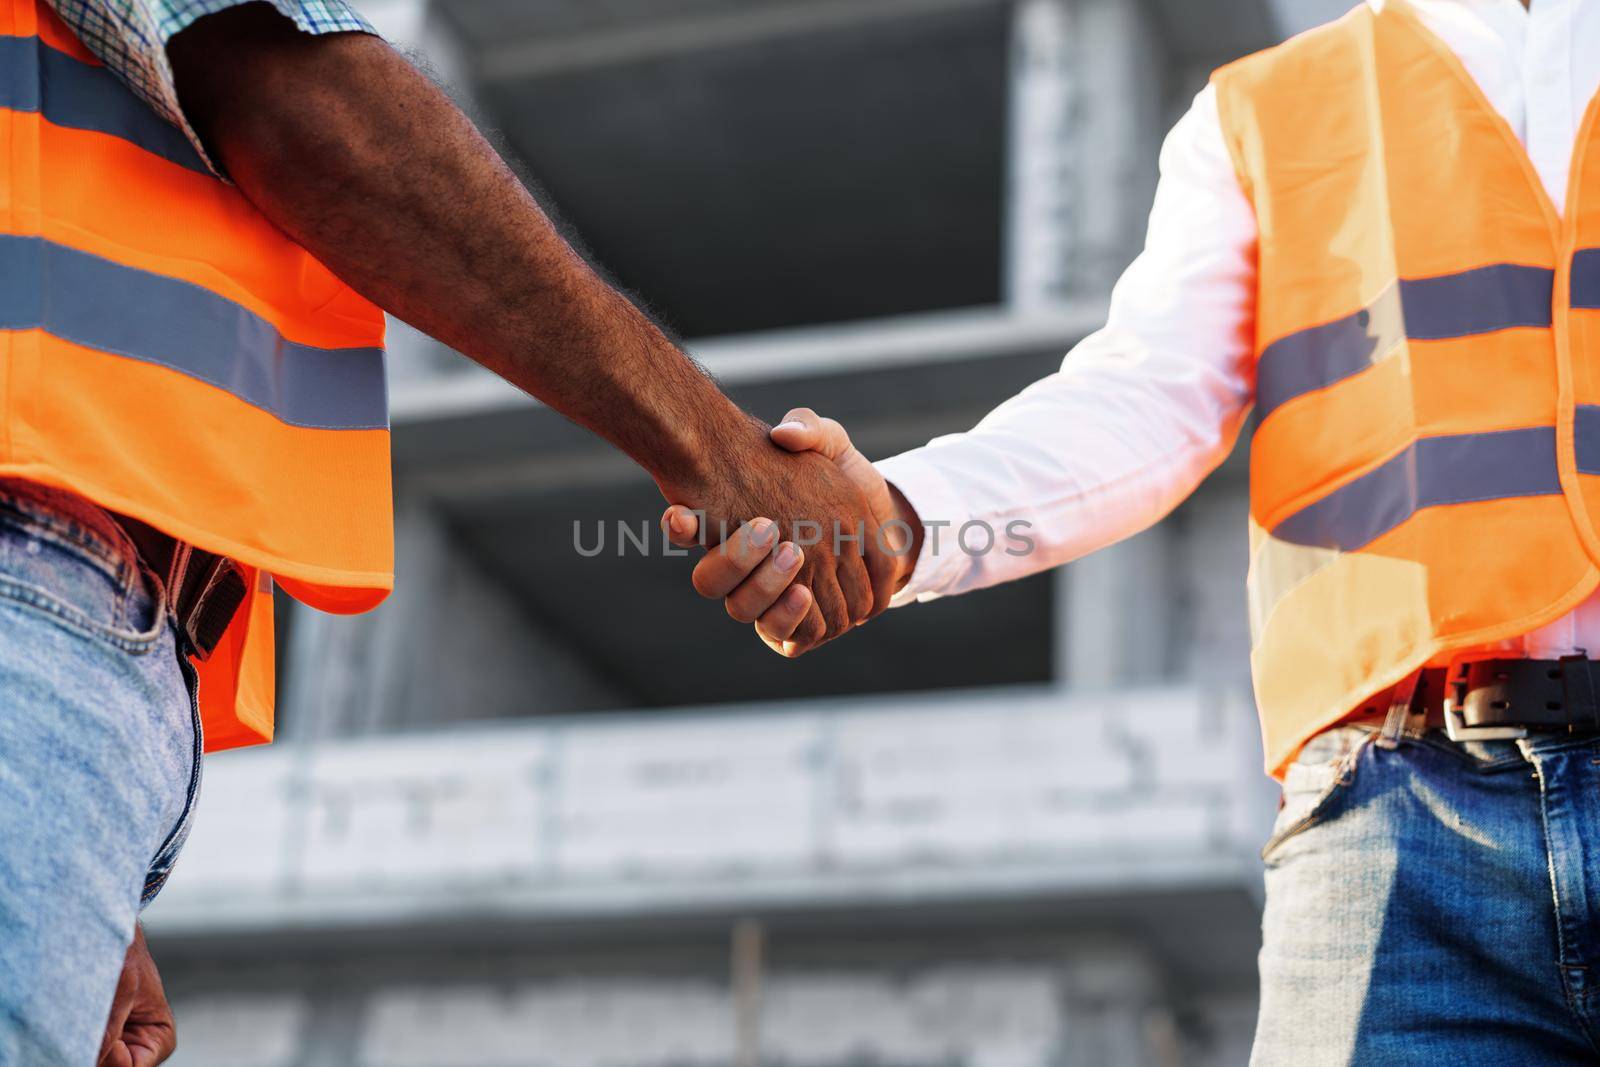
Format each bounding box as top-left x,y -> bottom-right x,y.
834,547 -> 874,627
126,1025 -> 174,1067
862,520 -> 898,618
828,522 -> 874,624
691,519 -> 779,600
725,542 -> 805,623
660,505 -> 702,548
805,565 -> 853,645
755,583 -> 813,648
99,959 -> 139,1065
789,597 -> 828,651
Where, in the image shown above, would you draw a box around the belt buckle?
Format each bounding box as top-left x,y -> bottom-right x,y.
1441,659 -> 1529,742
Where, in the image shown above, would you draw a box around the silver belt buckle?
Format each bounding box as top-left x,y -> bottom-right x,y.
1442,669 -> 1529,742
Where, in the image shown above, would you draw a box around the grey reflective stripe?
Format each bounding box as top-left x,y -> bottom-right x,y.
0,35 -> 207,175
1256,283 -> 1404,419
1402,264 -> 1554,339
1578,405 -> 1600,475
1574,250 -> 1600,310
1271,427 -> 1561,552
0,235 -> 387,431
1257,264 -> 1555,420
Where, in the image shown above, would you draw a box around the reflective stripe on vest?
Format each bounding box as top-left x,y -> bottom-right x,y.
1576,250 -> 1600,308
0,32 -> 207,173
0,235 -> 387,430
1255,265 -> 1558,419
0,0 -> 393,751
1216,0 -> 1600,777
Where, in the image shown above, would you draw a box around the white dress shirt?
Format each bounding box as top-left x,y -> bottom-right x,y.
877,0 -> 1600,660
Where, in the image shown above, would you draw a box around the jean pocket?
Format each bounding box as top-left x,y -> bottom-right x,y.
1260,724 -> 1372,863
0,526 -> 164,652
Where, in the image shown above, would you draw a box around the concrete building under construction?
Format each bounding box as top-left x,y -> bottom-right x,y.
148,1 -> 1349,1064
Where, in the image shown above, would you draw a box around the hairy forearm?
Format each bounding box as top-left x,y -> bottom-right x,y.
167,9 -> 751,498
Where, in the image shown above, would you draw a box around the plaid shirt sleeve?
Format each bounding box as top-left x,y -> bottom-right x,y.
42,0 -> 377,174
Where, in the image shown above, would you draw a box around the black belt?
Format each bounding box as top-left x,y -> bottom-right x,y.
1357,658 -> 1600,741
114,515 -> 247,660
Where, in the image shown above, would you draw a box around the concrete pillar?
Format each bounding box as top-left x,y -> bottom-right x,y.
1067,0 -> 1164,292
1005,0 -> 1165,308
1004,0 -> 1158,313
1056,524 -> 1173,689
1004,0 -> 1077,309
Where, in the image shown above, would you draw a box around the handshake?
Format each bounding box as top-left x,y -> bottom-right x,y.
660,408 -> 922,657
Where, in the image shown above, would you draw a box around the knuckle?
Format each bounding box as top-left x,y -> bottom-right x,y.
726,599 -> 756,624
757,560 -> 793,595
766,604 -> 802,636
737,523 -> 774,563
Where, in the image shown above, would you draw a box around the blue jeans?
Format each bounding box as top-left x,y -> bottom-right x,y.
0,480 -> 199,1065
1253,719 -> 1600,1064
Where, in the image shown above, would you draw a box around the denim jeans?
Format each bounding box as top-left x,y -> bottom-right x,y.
1252,719 -> 1600,1064
0,480 -> 199,1065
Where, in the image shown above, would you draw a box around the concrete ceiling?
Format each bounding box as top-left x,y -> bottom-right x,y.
444,0 -> 1009,339
428,0 -> 1288,339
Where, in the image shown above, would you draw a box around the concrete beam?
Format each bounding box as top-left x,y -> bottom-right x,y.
388,303 -> 1107,424
146,684 -> 1271,938
474,0 -> 1008,82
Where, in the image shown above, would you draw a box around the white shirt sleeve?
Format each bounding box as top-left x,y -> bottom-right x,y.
875,84 -> 1258,606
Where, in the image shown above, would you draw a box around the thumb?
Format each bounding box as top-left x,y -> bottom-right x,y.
99,962 -> 138,1066
771,407 -> 853,462
660,505 -> 702,547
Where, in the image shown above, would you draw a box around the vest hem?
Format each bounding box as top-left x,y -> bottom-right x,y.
1261,564 -> 1600,779
0,464 -> 394,608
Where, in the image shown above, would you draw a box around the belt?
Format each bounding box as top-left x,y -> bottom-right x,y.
114,515 -> 247,660
1350,657 -> 1600,741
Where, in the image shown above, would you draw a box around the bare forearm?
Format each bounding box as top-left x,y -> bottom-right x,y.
166,8 -> 894,639
167,9 -> 748,498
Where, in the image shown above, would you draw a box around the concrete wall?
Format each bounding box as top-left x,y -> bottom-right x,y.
148,685 -> 1271,933
163,938 -> 1257,1067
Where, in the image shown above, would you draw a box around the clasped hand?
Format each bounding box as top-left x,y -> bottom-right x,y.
664,409 -> 918,657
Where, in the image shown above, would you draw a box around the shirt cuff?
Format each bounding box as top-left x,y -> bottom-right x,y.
874,450 -> 975,608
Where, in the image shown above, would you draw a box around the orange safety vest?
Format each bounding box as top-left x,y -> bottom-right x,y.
1,0 -> 393,749
1214,0 -> 1600,777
